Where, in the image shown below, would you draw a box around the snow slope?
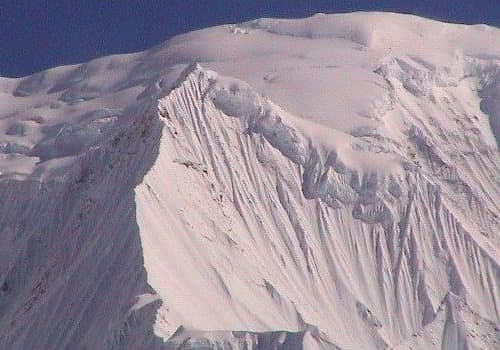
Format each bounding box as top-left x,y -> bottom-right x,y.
0,12 -> 499,349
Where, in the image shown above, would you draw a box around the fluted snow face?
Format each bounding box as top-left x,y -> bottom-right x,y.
137,63 -> 499,349
1,12 -> 499,350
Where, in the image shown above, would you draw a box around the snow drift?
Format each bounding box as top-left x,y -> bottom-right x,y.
0,12 -> 499,349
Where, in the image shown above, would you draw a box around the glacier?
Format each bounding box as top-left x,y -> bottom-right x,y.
0,12 -> 499,349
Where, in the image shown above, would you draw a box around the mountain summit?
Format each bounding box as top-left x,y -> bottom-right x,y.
0,12 -> 499,349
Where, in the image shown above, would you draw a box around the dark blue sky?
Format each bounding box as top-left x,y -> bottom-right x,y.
1,1 -> 499,77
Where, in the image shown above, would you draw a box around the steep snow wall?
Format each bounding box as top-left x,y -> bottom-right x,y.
135,64 -> 500,349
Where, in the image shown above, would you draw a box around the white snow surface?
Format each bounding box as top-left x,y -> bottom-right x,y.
0,12 -> 499,349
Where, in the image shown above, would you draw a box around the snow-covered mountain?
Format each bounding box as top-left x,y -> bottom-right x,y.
0,12 -> 499,349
